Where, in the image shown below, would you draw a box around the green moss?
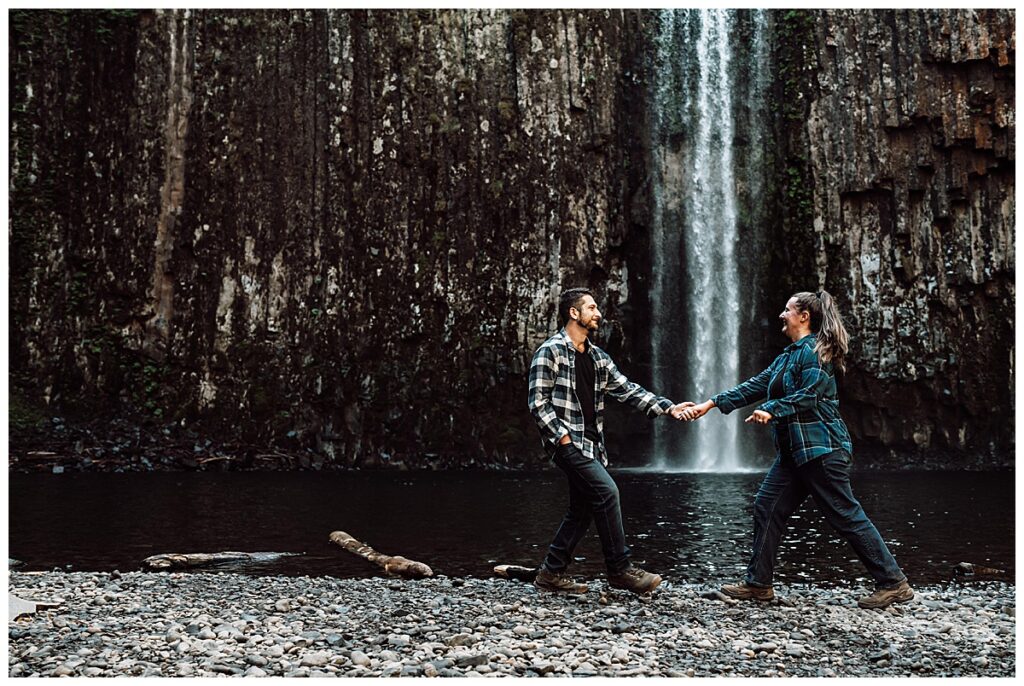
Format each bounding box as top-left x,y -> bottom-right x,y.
776,10 -> 816,125
496,99 -> 517,124
439,117 -> 462,135
509,10 -> 531,44
9,393 -> 46,431
775,10 -> 817,234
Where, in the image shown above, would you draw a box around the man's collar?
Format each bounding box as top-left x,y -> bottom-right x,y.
559,328 -> 592,352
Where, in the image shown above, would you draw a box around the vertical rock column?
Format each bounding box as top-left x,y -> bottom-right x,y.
802,9 -> 1014,461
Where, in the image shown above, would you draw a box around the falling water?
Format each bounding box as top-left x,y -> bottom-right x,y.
650,10 -> 771,472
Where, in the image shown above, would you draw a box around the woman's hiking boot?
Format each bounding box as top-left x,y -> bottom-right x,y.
534,568 -> 588,594
857,580 -> 914,609
721,581 -> 775,601
608,566 -> 662,595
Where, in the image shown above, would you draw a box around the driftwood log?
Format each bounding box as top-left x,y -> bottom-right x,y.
142,552 -> 300,570
954,562 -> 1006,577
10,594 -> 62,621
328,531 -> 433,579
493,565 -> 539,582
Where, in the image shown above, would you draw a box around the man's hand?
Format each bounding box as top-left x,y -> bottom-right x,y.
669,402 -> 696,419
681,400 -> 714,421
558,434 -> 572,445
745,410 -> 773,425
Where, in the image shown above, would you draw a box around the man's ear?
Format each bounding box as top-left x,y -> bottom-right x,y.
569,307 -> 578,321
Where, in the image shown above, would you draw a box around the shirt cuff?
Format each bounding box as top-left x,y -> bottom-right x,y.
654,397 -> 675,415
711,393 -> 735,414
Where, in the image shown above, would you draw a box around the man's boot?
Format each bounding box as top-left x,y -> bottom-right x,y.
857,580 -> 914,609
721,581 -> 775,601
607,566 -> 662,595
534,568 -> 588,594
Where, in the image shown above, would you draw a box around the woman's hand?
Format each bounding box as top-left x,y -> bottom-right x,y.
745,410 -> 773,425
669,402 -> 696,419
680,400 -> 714,421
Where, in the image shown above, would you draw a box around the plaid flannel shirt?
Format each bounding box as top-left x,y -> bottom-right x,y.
528,329 -> 674,466
711,334 -> 853,466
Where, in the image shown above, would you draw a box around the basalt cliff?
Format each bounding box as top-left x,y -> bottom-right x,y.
9,9 -> 1014,470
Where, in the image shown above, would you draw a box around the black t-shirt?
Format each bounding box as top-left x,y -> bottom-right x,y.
574,349 -> 600,443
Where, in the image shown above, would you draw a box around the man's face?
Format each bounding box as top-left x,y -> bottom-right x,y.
571,295 -> 602,332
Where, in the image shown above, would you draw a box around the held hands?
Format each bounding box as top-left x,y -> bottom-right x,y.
670,399 -> 774,425
678,400 -> 714,421
669,401 -> 696,419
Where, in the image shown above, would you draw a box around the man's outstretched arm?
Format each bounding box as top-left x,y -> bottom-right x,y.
603,356 -> 678,417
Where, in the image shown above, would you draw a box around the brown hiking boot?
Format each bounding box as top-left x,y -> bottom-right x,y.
721,581 -> 775,601
857,580 -> 914,609
534,568 -> 588,594
608,566 -> 662,595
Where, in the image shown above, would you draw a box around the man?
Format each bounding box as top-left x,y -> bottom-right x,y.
528,287 -> 689,595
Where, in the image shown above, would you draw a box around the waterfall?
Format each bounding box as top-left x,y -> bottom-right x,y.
650,10 -> 771,472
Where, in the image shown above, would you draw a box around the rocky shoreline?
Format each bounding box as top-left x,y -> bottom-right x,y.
8,571 -> 1014,678
9,423 -> 1012,474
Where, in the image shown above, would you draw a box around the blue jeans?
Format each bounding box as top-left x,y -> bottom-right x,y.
746,449 -> 906,589
542,443 -> 631,574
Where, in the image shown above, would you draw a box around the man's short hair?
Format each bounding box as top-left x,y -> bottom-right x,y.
558,287 -> 594,326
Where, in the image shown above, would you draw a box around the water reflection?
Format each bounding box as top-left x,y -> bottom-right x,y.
8,470 -> 1014,586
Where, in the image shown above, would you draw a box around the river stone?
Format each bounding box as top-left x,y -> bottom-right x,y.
244,666 -> 268,677
349,651 -> 371,667
530,660 -> 555,675
456,653 -> 488,668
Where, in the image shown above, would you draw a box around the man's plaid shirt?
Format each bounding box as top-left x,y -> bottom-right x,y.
712,333 -> 853,466
528,329 -> 674,465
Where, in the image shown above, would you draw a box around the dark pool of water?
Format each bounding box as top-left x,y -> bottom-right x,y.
8,470 -> 1014,586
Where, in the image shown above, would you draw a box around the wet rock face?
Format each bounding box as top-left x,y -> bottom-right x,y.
8,10 -> 1014,468
9,9 -> 649,466
799,10 -> 1014,462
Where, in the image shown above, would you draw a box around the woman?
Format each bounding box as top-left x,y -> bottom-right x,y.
680,291 -> 912,609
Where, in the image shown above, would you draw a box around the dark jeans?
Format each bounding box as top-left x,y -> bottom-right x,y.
746,449 -> 906,589
541,443 -> 631,575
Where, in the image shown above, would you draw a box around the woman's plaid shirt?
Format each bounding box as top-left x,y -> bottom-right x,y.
528,329 -> 674,465
712,334 -> 853,465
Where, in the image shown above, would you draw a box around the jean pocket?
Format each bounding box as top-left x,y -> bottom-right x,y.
554,442 -> 586,464
822,450 -> 851,478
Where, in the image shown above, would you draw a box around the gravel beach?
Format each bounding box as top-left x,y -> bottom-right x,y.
8,571 -> 1014,677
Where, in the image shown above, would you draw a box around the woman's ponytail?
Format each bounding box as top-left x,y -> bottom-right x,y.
793,290 -> 849,373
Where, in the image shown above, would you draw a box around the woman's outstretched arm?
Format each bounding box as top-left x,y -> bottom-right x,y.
682,365 -> 773,420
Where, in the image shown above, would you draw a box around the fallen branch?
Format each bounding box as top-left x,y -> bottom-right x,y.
493,564 -> 538,582
142,551 -> 301,570
328,531 -> 433,579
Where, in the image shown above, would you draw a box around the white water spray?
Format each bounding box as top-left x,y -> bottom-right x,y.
650,10 -> 770,472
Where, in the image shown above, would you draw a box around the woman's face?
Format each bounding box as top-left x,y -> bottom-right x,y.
779,297 -> 809,340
